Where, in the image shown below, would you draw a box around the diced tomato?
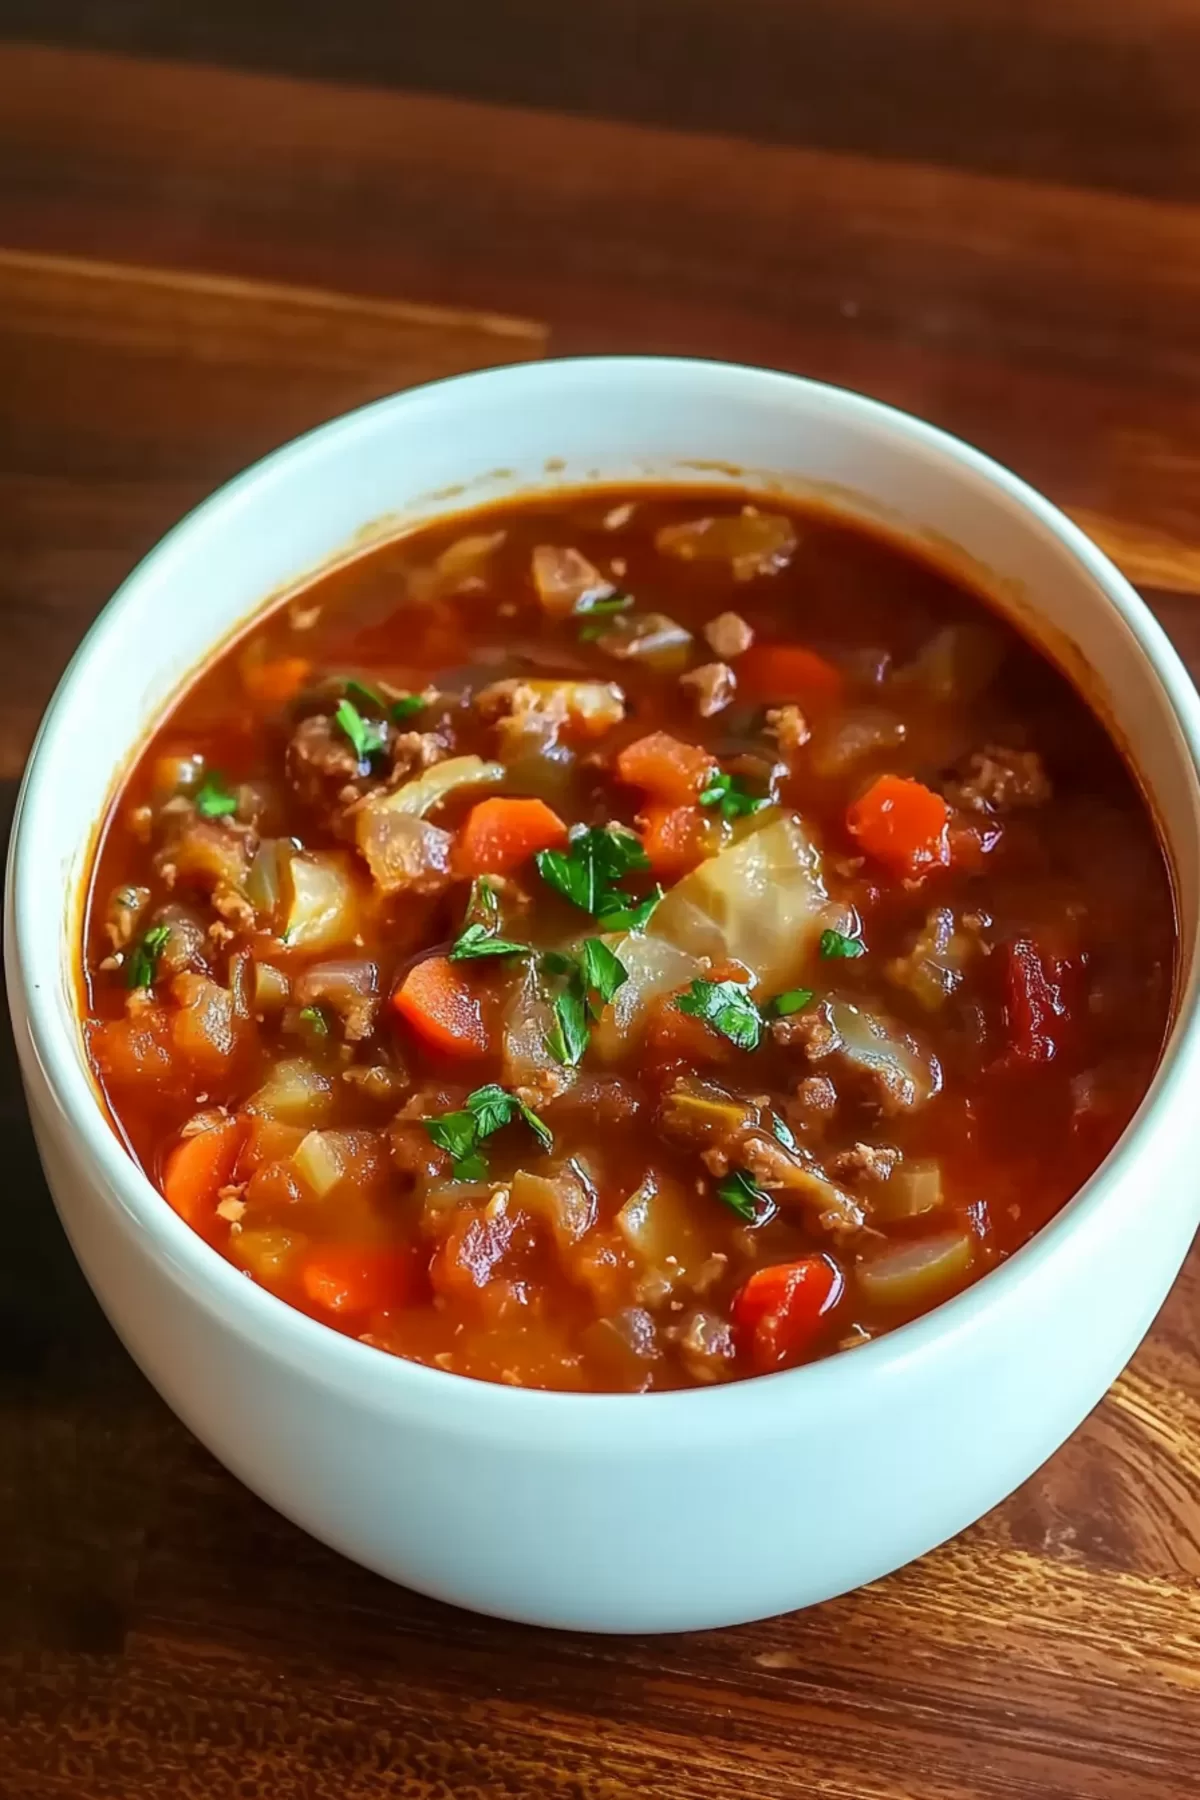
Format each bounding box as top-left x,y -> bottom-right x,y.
643,994 -> 736,1075
454,796 -> 568,876
391,956 -> 492,1059
736,645 -> 844,707
616,731 -> 718,805
732,1256 -> 844,1373
162,1116 -> 247,1226
638,803 -> 720,877
847,774 -> 951,878
241,655 -> 312,708
301,1244 -> 415,1318
1002,937 -> 1076,1064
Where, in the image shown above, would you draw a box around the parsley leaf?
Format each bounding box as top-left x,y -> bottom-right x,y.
334,697 -> 388,766
699,768 -> 770,822
449,924 -> 530,963
536,825 -> 653,924
465,876 -> 500,933
767,987 -> 813,1017
674,978 -> 763,1051
194,773 -> 238,818
390,694 -> 425,721
770,1113 -> 798,1151
819,928 -> 865,960
715,1168 -> 773,1223
580,938 -> 628,1007
126,923 -> 171,991
546,969 -> 590,1067
297,1004 -> 329,1036
577,593 -> 634,641
343,677 -> 386,711
423,1082 -> 553,1178
595,886 -> 664,932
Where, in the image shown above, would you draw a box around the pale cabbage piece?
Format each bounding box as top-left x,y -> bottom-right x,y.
615,1170 -> 729,1302
856,1229 -> 973,1308
378,753 -> 506,818
280,851 -> 361,950
825,1001 -> 942,1112
589,934 -> 703,1062
511,1166 -> 597,1249
649,810 -> 841,994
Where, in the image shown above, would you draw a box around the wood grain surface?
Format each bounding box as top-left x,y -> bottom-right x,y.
0,33 -> 1198,1800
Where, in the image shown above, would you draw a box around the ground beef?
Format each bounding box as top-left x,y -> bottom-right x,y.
950,745 -> 1051,813
286,713 -> 364,811
672,1309 -> 737,1384
388,729 -> 453,786
703,611 -> 754,658
680,661 -> 736,717
787,1073 -> 839,1129
829,1142 -> 900,1185
770,1009 -> 839,1058
765,704 -> 811,753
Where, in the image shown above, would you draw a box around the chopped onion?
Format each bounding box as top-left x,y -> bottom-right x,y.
886,908 -> 973,1012
247,838 -> 291,923
856,1229 -> 973,1308
511,1166 -> 596,1248
293,1128 -> 347,1198
253,961 -> 290,1012
382,753 -> 506,819
827,1001 -> 942,1111
248,1057 -> 336,1126
615,1169 -> 728,1300
876,1160 -> 944,1220
651,810 -> 832,994
295,958 -> 379,1009
280,851 -> 360,950
154,904 -> 210,977
595,613 -> 693,672
655,510 -> 797,580
580,1308 -> 660,1383
356,809 -> 453,896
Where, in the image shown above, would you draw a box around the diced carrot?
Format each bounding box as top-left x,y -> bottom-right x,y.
391,955 -> 492,1059
616,731 -> 718,805
241,655 -> 312,708
638,803 -> 720,878
454,796 -> 568,877
732,1255 -> 844,1373
162,1116 -> 247,1226
846,774 -> 951,878
736,645 -> 844,706
302,1244 -> 415,1318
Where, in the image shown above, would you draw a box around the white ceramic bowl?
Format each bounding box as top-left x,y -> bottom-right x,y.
8,358 -> 1200,1633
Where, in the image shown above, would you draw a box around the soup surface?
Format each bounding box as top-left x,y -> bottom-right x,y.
82,488 -> 1175,1391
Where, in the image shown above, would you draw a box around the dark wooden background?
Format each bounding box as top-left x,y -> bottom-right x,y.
1,12 -> 1198,1797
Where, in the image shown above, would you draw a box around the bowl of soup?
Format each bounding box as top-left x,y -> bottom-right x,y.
7,358 -> 1200,1630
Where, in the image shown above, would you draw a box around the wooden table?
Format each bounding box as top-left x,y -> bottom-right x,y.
1,29 -> 1198,1799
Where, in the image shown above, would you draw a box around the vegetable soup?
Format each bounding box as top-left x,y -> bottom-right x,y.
81,489 -> 1175,1390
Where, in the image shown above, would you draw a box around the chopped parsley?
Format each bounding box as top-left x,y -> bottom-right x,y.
126,923 -> 170,991
389,693 -> 425,722
536,824 -> 660,929
450,924 -> 530,963
819,928 -> 865,960
674,978 -> 763,1051
343,677 -> 387,712
423,1083 -> 553,1179
767,987 -> 813,1017
580,937 -> 628,1009
194,773 -> 239,818
341,678 -> 423,723
334,697 -> 388,767
541,937 -> 629,1063
698,768 -> 770,822
715,1167 -> 773,1224
546,969 -> 590,1067
297,1004 -> 329,1036
577,593 -> 633,640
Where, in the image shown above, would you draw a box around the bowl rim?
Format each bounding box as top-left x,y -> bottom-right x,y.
10,352 -> 1200,1444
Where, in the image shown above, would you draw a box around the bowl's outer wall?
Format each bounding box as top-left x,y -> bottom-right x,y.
9,360 -> 1200,1630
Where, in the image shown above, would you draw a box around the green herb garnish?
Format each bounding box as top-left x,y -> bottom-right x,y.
536,825 -> 657,931
423,1083 -> 553,1178
819,928 -> 865,960
334,698 -> 388,766
449,924 -> 531,963
126,923 -> 170,991
343,677 -> 386,712
194,773 -> 238,819
580,938 -> 628,1008
674,978 -> 763,1051
390,694 -> 425,722
698,768 -> 770,822
770,1114 -> 798,1151
297,1004 -> 329,1036
715,1168 -> 772,1223
546,968 -> 591,1067
577,593 -> 634,640
767,987 -> 813,1017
